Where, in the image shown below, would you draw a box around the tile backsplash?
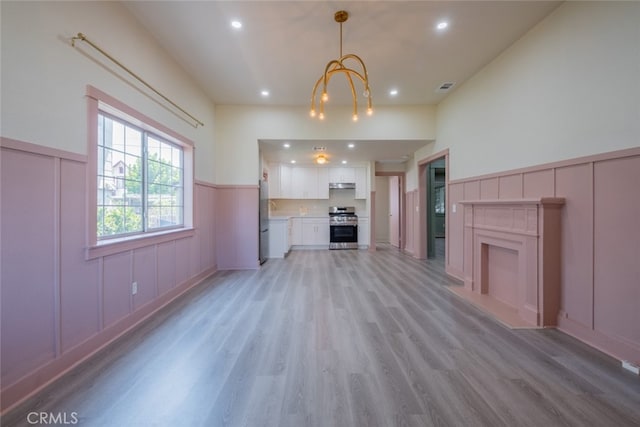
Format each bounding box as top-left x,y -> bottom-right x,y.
270,190 -> 367,216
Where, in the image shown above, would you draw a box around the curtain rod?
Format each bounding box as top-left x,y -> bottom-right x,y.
71,33 -> 204,128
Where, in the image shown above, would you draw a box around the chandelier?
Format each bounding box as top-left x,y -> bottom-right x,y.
310,10 -> 373,122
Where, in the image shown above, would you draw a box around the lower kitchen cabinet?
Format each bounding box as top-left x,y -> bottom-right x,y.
358,217 -> 370,248
268,218 -> 290,258
290,217 -> 302,246
301,218 -> 329,246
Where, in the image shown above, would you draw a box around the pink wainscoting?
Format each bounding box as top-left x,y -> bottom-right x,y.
412,190 -> 420,256
215,186 -> 259,270
133,246 -> 158,310
103,251 -> 133,328
447,183 -> 464,277
405,190 -> 415,255
1,149 -> 57,385
446,147 -> 640,364
555,164 -> 593,329
480,177 -> 499,199
60,159 -> 100,353
0,138 -> 238,412
592,157 -> 640,348
157,241 -> 177,296
498,174 -> 522,199
524,169 -> 555,198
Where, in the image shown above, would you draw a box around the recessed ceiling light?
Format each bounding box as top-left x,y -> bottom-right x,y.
389,89 -> 398,96
261,90 -> 269,97
231,20 -> 242,29
283,143 -> 290,148
290,160 -> 296,164
348,143 -> 355,148
342,160 -> 348,164
436,21 -> 448,30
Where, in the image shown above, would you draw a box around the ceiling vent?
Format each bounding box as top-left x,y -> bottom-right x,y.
313,146 -> 327,152
435,82 -> 456,93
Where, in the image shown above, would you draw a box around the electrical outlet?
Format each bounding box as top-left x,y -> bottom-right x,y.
132,282 -> 138,295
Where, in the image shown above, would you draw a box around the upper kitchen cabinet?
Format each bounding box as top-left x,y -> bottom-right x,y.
329,167 -> 356,183
269,164 -> 282,198
292,167 -> 327,199
269,164 -> 329,199
355,167 -> 367,199
317,168 -> 329,198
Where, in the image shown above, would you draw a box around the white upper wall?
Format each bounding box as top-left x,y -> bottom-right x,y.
0,1 -> 217,183
408,1 -> 640,187
214,105 -> 436,185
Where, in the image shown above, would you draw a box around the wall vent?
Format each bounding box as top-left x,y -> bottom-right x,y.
436,82 -> 456,93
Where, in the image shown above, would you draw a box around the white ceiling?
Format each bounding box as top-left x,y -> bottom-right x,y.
123,1 -> 561,164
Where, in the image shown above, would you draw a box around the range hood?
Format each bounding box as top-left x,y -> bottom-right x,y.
329,182 -> 356,190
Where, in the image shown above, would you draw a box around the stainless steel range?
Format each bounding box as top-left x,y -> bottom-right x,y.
329,206 -> 358,250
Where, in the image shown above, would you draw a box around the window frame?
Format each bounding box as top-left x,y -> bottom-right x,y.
86,85 -> 194,259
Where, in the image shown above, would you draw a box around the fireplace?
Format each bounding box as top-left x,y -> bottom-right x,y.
458,198 -> 564,327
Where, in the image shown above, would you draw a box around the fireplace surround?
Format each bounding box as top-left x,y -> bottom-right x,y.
458,198 -> 564,327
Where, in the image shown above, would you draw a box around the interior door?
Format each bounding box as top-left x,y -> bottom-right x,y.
389,176 -> 400,247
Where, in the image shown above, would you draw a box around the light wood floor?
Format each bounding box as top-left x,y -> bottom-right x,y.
3,246 -> 639,426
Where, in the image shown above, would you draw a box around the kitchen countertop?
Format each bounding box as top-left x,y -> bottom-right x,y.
269,214 -> 328,220
270,213 -> 369,220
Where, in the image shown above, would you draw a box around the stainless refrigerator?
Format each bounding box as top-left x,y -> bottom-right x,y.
259,180 -> 269,264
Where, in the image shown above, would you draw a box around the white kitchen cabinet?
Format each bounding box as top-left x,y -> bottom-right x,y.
270,164 -> 329,199
280,164 -> 292,198
301,218 -> 330,246
292,167 -> 326,199
358,217 -> 370,248
355,167 -> 368,199
317,168 -> 329,199
268,219 -> 289,258
268,164 -> 281,199
329,167 -> 355,183
291,167 -> 308,199
290,217 -> 303,245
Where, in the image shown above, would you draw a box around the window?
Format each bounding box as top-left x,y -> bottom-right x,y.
86,86 -> 194,258
97,112 -> 185,239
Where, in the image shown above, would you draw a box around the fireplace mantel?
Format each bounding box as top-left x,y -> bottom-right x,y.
458,197 -> 564,327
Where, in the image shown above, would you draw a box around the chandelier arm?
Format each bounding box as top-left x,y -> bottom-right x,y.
310,76 -> 323,112
339,54 -> 371,89
322,59 -> 344,98
343,70 -> 358,119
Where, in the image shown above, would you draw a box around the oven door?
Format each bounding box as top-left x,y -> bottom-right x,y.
329,224 -> 358,249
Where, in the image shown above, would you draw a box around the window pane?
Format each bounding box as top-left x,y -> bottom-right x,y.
171,166 -> 182,186
125,126 -> 142,157
123,207 -> 143,233
97,111 -> 185,239
97,206 -> 105,237
110,120 -> 125,153
147,206 -> 161,229
147,137 -> 161,162
102,207 -> 125,236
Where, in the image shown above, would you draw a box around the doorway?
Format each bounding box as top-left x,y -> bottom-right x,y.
389,175 -> 401,248
374,172 -> 405,251
426,159 -> 446,260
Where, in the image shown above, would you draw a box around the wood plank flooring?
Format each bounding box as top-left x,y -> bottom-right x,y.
3,246 -> 639,426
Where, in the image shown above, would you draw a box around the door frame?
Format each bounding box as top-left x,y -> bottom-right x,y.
416,149 -> 449,261
373,171 -> 406,252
